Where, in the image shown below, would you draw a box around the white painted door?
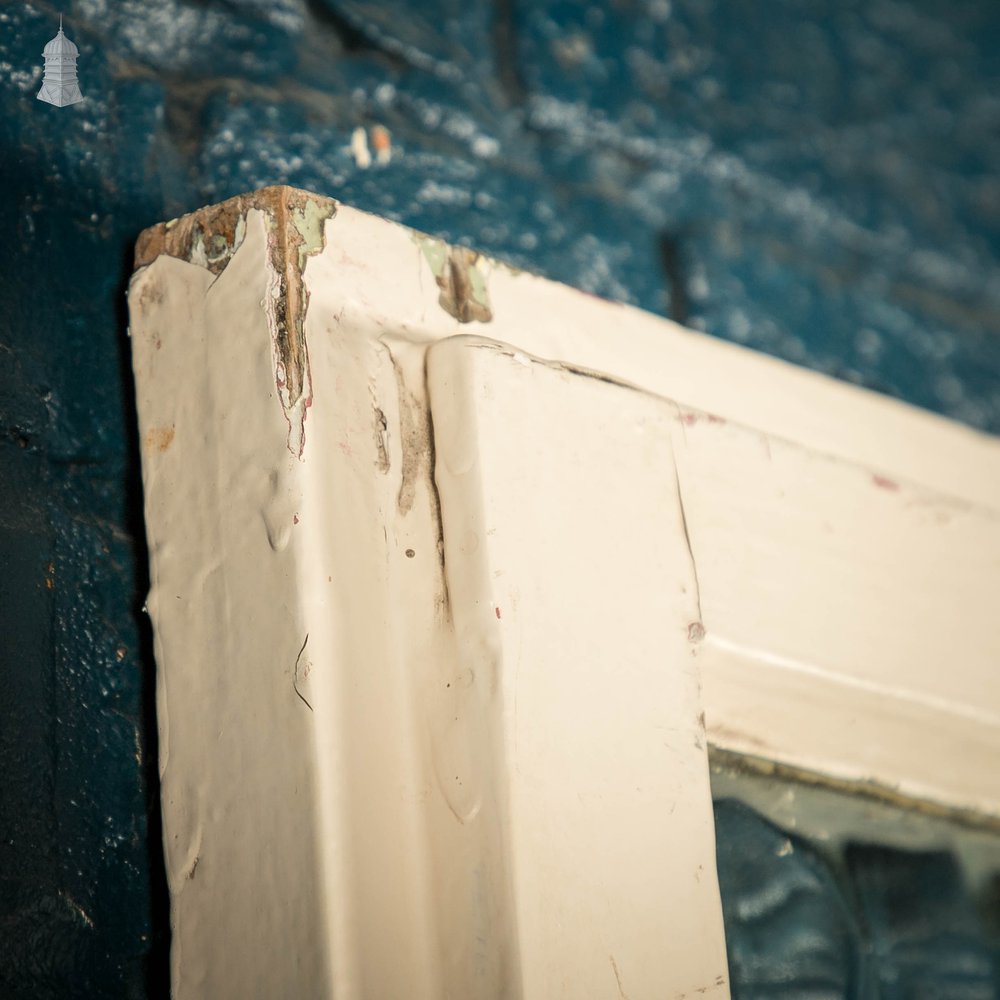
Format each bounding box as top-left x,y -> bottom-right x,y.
129,186 -> 1000,999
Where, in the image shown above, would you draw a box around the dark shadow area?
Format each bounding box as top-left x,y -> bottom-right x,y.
113,235 -> 172,1000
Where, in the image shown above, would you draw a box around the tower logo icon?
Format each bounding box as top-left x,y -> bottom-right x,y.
37,16 -> 83,108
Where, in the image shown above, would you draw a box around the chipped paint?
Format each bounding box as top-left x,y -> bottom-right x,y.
262,191 -> 336,458
289,198 -> 331,274
417,235 -> 493,323
135,197 -> 252,277
134,187 -> 337,458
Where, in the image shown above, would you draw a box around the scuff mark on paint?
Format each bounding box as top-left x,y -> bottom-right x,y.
416,235 -> 493,323
261,466 -> 295,553
872,473 -> 900,491
134,187 -> 338,459
387,348 -> 451,621
395,390 -> 421,517
391,353 -> 430,518
143,426 -> 175,452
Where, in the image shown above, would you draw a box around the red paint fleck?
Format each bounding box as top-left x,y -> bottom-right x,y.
687,621 -> 705,642
707,413 -> 725,424
495,607 -> 501,619
681,412 -> 698,426
872,474 -> 899,491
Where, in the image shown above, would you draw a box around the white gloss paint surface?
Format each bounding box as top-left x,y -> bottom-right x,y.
130,187 -> 1000,998
426,340 -> 729,999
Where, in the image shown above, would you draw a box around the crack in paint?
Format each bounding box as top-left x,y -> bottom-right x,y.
373,405 -> 390,473
672,456 -> 705,643
610,955 -> 631,1000
292,633 -> 313,712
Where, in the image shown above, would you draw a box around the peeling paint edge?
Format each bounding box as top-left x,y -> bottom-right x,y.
133,186 -> 338,458
414,233 -> 494,324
